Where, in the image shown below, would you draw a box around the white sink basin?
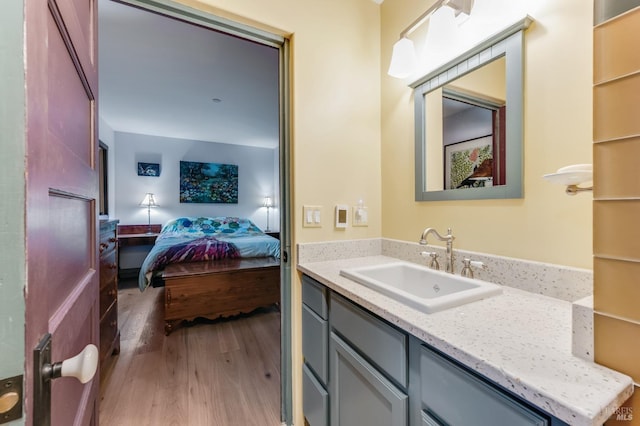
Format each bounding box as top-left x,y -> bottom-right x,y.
340,261 -> 502,313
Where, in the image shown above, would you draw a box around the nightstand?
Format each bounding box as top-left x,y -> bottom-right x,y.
118,232 -> 160,247
265,231 -> 280,240
117,224 -> 161,279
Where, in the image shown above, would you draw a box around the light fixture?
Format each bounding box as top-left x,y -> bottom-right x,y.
263,196 -> 273,232
423,3 -> 459,64
543,164 -> 593,195
139,193 -> 158,233
388,0 -> 474,78
388,38 -> 418,78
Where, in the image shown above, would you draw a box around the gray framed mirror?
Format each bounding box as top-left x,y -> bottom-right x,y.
412,17 -> 532,201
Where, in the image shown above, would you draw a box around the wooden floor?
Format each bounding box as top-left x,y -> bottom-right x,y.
99,279 -> 282,426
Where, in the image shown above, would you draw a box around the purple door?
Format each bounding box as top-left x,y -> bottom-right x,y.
24,0 -> 100,424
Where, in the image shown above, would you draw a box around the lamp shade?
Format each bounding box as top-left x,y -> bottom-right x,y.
422,5 -> 459,68
139,193 -> 157,207
263,196 -> 273,208
388,37 -> 417,78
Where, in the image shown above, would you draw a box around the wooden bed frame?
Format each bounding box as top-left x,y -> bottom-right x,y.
162,256 -> 280,335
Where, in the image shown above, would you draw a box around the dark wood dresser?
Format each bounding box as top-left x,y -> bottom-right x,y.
99,219 -> 120,377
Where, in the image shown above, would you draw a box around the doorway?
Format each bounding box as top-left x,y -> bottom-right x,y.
98,0 -> 292,423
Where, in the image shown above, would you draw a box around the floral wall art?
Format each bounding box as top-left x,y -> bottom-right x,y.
179,161 -> 239,203
445,136 -> 494,189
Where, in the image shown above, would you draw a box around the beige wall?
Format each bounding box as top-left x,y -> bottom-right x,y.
381,0 -> 594,270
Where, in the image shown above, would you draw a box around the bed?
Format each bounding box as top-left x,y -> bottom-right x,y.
139,216 -> 281,334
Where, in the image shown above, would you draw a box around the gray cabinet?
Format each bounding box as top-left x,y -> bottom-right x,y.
303,304 -> 329,383
330,292 -> 408,388
330,332 -> 408,426
303,363 -> 329,426
301,274 -> 562,426
410,337 -> 550,426
302,275 -> 329,426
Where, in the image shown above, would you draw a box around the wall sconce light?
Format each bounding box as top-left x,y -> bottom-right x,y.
388,0 -> 474,78
139,193 -> 158,233
263,196 -> 273,232
543,164 -> 593,196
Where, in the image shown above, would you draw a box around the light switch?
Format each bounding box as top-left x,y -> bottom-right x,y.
303,205 -> 322,228
353,206 -> 368,226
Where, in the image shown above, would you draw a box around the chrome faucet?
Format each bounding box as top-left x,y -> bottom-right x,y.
419,227 -> 455,274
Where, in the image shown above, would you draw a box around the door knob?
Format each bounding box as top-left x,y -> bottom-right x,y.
33,334 -> 98,426
54,344 -> 98,384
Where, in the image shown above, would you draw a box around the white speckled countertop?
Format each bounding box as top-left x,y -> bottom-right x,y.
297,254 -> 633,426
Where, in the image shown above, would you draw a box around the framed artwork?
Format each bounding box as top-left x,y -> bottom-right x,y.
180,161 -> 238,203
137,162 -> 160,177
444,136 -> 493,189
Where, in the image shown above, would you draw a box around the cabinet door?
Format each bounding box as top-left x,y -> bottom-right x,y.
303,363 -> 328,426
330,332 -> 408,426
331,292 -> 408,388
419,345 -> 548,426
302,303 -> 328,384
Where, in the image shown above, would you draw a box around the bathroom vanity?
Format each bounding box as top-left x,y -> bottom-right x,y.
303,274 -> 560,426
298,246 -> 633,426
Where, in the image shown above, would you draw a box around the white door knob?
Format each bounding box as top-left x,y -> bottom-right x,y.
57,344 -> 99,384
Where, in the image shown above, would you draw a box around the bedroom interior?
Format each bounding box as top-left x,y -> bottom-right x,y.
97,0 -> 284,423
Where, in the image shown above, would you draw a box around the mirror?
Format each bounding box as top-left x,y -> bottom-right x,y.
425,57 -> 506,191
412,18 -> 531,201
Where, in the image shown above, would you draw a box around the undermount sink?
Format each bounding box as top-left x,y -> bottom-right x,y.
340,261 -> 502,313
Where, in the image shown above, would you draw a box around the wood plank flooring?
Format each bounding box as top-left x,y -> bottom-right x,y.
99,280 -> 282,426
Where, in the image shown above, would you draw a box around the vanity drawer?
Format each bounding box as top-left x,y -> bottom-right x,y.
302,304 -> 329,384
303,363 -> 328,426
419,345 -> 548,426
330,292 -> 408,388
302,275 -> 328,319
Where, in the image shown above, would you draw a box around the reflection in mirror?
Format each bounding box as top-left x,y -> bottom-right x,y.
413,17 -> 532,201
425,57 -> 506,191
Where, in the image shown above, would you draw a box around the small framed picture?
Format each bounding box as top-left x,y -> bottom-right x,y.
444,136 -> 493,189
138,162 -> 160,177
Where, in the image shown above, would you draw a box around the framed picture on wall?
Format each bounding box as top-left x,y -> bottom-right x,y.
444,136 -> 493,189
180,161 -> 239,203
137,162 -> 160,177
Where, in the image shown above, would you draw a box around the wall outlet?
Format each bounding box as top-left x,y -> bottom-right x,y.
303,205 -> 322,228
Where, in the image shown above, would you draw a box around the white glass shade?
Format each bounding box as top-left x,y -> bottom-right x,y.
422,5 -> 459,68
139,192 -> 157,207
263,196 -> 273,208
388,37 -> 417,78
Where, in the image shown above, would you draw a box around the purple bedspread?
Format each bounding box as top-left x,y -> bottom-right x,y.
149,236 -> 240,272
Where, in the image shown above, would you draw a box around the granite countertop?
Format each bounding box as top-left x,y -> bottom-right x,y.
297,255 -> 633,426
